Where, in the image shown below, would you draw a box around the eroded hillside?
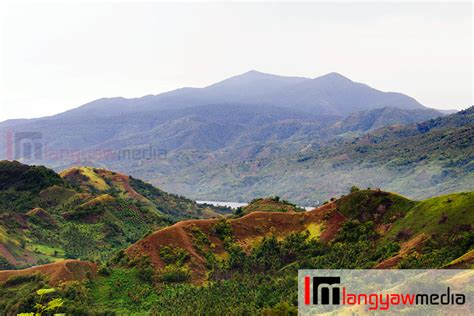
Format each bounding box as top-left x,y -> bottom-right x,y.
0,161 -> 228,268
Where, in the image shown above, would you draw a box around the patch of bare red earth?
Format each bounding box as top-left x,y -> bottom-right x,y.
0,244 -> 20,266
375,234 -> 429,268
95,169 -> 146,200
126,202 -> 346,283
0,243 -> 38,267
0,260 -> 97,285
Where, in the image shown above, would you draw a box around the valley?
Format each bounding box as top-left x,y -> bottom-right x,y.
0,72 -> 472,315
2,2 -> 472,314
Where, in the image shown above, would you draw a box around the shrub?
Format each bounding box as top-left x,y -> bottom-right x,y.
372,241 -> 400,261
128,255 -> 155,283
59,281 -> 89,301
159,246 -> 190,266
159,265 -> 191,283
262,301 -> 297,316
98,266 -> 111,276
4,273 -> 43,287
190,225 -> 210,247
350,186 -> 360,193
335,220 -> 377,243
212,219 -> 233,241
396,229 -> 412,241
138,266 -> 155,283
227,243 -> 247,270
110,250 -> 127,265
234,207 -> 244,217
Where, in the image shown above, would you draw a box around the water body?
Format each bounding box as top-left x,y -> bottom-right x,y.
197,200 -> 315,211
196,201 -> 247,209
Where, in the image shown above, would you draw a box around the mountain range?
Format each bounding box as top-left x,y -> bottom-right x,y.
169,106 -> 474,204
1,70 -> 470,204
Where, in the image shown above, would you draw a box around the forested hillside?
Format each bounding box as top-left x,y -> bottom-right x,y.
167,107 -> 473,204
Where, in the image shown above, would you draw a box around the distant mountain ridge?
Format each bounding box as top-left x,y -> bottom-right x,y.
0,71 -> 458,204
335,106 -> 443,133
0,71 -> 436,155
35,70 -> 426,119
160,107 -> 473,204
1,70 -> 427,123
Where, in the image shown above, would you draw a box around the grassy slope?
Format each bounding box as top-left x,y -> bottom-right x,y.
0,162 -> 229,268
238,197 -> 305,216
123,189 -> 472,285
336,189 -> 417,223
387,192 -> 474,238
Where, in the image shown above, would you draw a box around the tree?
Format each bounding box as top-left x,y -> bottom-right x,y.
350,185 -> 360,193
17,288 -> 64,316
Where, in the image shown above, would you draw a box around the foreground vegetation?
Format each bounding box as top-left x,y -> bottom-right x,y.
2,220 -> 471,314
1,188 -> 472,315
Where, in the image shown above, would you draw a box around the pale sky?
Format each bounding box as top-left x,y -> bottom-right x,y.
0,2 -> 472,122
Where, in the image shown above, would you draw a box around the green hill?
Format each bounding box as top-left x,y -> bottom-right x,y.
0,161 -> 229,268
335,189 -> 417,223
1,188 -> 471,314
235,196 -> 305,216
387,192 -> 474,238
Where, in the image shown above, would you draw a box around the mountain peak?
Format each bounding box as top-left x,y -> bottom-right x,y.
206,70 -> 309,90
242,69 -> 265,76
236,69 -> 282,79
315,72 -> 352,82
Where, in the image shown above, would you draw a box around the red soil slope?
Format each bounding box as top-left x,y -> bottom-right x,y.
61,167 -> 145,200
126,202 -> 345,282
0,260 -> 97,285
375,233 -> 428,268
94,169 -> 145,200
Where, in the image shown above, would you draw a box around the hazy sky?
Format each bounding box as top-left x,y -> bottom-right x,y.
0,2 -> 472,121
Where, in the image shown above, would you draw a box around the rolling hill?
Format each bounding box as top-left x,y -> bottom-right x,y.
0,161 -> 228,269
124,189 -> 473,283
235,196 -> 305,216
0,188 -> 472,314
